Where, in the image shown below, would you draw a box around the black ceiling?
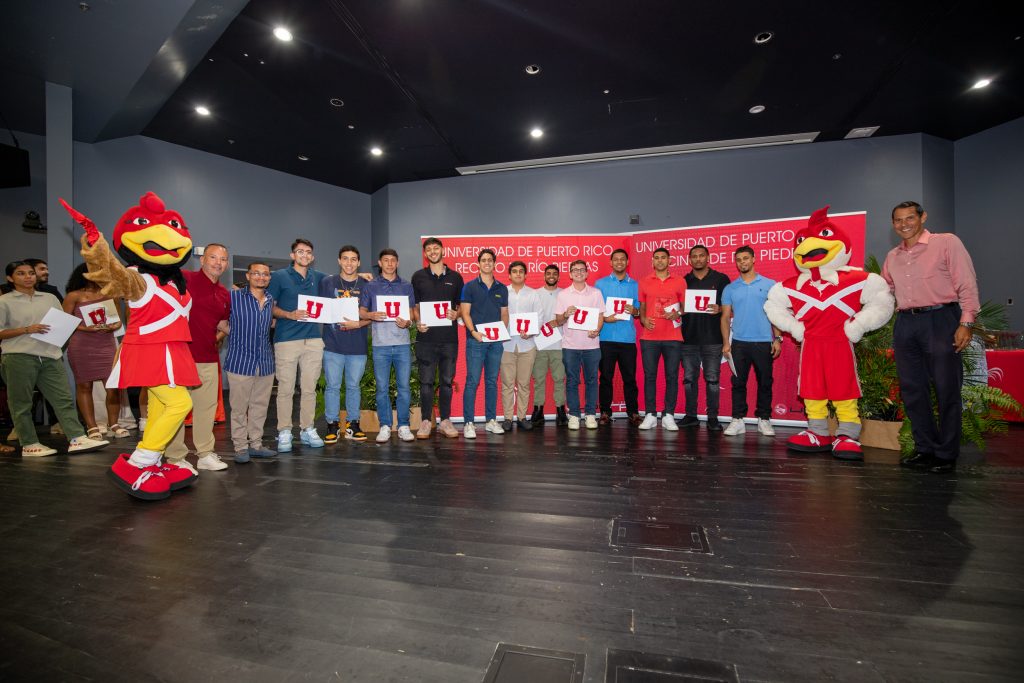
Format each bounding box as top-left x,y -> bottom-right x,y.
4,1 -> 1023,194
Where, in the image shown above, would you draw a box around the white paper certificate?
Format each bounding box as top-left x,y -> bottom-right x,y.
297,295 -> 336,323
664,302 -> 682,329
30,308 -> 82,348
533,323 -> 562,350
604,297 -> 632,321
419,301 -> 453,327
79,300 -> 120,327
334,297 -> 360,324
684,289 -> 717,314
509,312 -> 539,337
376,295 -> 410,322
565,306 -> 600,331
477,321 -> 511,342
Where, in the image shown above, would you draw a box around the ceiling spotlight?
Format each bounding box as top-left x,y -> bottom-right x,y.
370,147 -> 383,157
195,105 -> 211,116
330,98 -> 344,107
297,154 -> 309,161
243,53 -> 249,57
259,60 -> 265,65
844,125 -> 880,139
524,64 -> 541,75
273,27 -> 293,42
347,124 -> 355,130
208,58 -> 214,62
603,89 -> 610,94
748,105 -> 766,114
530,127 -> 544,138
832,53 -> 842,60
753,31 -> 773,45
971,78 -> 992,90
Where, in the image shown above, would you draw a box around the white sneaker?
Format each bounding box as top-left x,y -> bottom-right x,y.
584,414 -> 598,429
376,425 -> 392,443
168,458 -> 199,475
21,443 -> 58,457
67,435 -> 109,454
397,426 -> 415,442
277,429 -> 293,452
197,453 -> 228,471
724,418 -> 746,436
662,414 -> 678,431
638,414 -> 658,430
567,415 -> 581,430
757,418 -> 775,436
138,417 -> 148,432
464,422 -> 477,439
485,419 -> 505,434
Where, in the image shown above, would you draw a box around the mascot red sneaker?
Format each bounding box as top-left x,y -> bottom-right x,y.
60,193 -> 199,499
764,206 -> 894,460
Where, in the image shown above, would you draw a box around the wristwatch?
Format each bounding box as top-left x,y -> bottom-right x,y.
959,322 -> 974,328
773,335 -> 783,342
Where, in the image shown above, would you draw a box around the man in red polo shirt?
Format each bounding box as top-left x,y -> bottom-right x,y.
638,247 -> 687,431
166,243 -> 231,472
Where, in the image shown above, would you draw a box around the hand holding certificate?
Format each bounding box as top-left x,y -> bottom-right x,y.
477,321 -> 511,342
565,306 -> 600,331
30,308 -> 81,347
419,301 -> 454,327
604,297 -> 632,321
509,312 -> 539,337
684,289 -> 718,314
376,295 -> 410,323
663,302 -> 682,329
534,323 -> 562,350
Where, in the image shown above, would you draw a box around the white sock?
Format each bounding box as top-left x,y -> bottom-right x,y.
127,448 -> 161,468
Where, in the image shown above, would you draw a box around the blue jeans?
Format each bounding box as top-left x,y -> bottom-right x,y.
562,348 -> 600,417
463,337 -> 503,422
323,351 -> 367,424
372,344 -> 411,427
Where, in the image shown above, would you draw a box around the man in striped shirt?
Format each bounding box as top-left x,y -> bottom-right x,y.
224,262 -> 277,463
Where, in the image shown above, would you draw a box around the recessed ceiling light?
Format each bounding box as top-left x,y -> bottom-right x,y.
330,98 -> 344,107
844,125 -> 880,139
243,53 -> 249,57
971,78 -> 992,90
530,127 -> 544,138
227,138 -> 235,144
603,89 -> 610,94
195,105 -> 211,116
753,31 -> 773,45
748,105 -> 766,114
208,58 -> 214,62
524,64 -> 541,75
297,154 -> 309,161
347,124 -> 355,130
273,27 -> 293,42
370,147 -> 383,157
832,53 -> 842,60
259,60 -> 265,65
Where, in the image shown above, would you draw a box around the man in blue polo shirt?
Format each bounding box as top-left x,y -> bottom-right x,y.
720,245 -> 782,437
268,238 -> 327,453
359,248 -> 417,443
596,249 -> 640,425
459,249 -> 509,439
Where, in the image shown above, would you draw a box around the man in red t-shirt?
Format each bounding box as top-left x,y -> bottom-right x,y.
166,243 -> 231,472
637,247 -> 687,431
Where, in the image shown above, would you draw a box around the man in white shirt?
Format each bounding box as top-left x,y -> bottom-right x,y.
501,261 -> 541,430
530,265 -> 567,426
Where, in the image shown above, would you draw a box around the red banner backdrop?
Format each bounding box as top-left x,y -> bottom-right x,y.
423,212 -> 866,424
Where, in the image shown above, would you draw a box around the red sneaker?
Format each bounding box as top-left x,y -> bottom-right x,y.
831,435 -> 864,460
107,454 -> 171,501
159,460 -> 199,491
786,430 -> 833,453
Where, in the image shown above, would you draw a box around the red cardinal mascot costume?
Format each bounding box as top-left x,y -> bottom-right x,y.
764,206 -> 894,459
60,193 -> 199,500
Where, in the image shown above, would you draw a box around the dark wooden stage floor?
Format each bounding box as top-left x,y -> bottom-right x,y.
2,412 -> 1023,682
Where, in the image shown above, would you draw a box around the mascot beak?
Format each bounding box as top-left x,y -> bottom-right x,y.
795,236 -> 846,269
119,224 -> 193,266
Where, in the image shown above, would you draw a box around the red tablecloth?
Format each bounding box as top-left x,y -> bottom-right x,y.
987,350 -> 1024,422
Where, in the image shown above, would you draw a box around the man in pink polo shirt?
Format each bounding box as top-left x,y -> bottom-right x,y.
637,247 -> 687,431
553,260 -> 605,430
883,201 -> 980,474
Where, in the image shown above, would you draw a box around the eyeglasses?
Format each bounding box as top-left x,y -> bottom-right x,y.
293,249 -> 313,256
248,271 -> 271,277
570,268 -> 587,274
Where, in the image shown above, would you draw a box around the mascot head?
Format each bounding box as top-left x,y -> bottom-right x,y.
114,192 -> 192,292
793,205 -> 852,278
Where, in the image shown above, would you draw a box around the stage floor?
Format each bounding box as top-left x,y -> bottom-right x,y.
2,415 -> 1023,682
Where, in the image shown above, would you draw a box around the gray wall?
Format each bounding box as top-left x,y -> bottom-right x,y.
955,117 -> 1024,330
0,131 -> 48,269
378,133 -> 946,274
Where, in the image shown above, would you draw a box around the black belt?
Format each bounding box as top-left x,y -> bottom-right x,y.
898,302 -> 957,315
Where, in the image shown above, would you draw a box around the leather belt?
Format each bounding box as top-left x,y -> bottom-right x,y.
898,302 -> 957,315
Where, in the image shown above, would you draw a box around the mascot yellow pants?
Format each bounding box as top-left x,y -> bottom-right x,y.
805,398 -> 861,439
138,385 -> 193,453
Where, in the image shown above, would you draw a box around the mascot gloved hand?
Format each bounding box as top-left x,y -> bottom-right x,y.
60,193 -> 200,500
764,206 -> 894,460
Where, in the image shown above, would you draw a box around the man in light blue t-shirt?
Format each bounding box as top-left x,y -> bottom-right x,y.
720,245 -> 782,437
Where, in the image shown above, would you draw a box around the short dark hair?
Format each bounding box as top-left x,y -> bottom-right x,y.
291,238 -> 313,252
544,264 -> 560,274
569,259 -> 588,271
653,247 -> 670,258
735,245 -> 755,258
338,245 -> 360,259
477,248 -> 496,262
689,244 -> 709,256
611,248 -> 629,260
509,260 -> 527,273
378,248 -> 398,260
5,260 -> 33,278
246,261 -> 270,272
24,258 -> 46,268
891,201 -> 924,220
203,243 -> 228,255
422,237 -> 443,251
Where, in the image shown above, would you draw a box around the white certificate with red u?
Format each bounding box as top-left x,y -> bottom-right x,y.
565,306 -> 600,331
419,301 -> 453,327
376,295 -> 410,322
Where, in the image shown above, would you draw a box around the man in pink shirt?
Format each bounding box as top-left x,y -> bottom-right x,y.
554,260 -> 605,430
882,201 -> 980,473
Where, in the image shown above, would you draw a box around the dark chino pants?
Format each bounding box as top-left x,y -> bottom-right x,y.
640,340 -> 680,415
416,341 -> 459,421
730,340 -> 774,419
599,341 -> 639,415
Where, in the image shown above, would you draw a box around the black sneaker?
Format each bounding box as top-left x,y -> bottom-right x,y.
706,417 -> 723,432
345,421 -> 367,442
679,415 -> 700,429
502,419 -> 514,431
324,422 -> 340,444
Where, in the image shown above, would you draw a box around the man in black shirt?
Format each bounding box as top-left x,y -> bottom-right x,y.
679,244 -> 730,430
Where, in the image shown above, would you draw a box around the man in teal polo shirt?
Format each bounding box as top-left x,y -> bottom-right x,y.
596,249 -> 640,425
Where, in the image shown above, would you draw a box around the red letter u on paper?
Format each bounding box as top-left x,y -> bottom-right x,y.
306,301 -> 323,318
613,300 -> 627,315
484,327 -> 499,340
572,309 -> 589,325
516,319 -> 531,335
694,296 -> 710,312
88,309 -> 107,325
384,301 -> 400,318
540,324 -> 553,337
433,302 -> 448,318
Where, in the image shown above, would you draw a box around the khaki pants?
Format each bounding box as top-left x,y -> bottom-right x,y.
227,372 -> 274,452
531,348 -> 566,407
274,338 -> 324,431
166,362 -> 220,461
501,347 -> 537,421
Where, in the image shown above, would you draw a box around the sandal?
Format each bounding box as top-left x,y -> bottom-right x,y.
87,426 -> 104,440
0,443 -> 14,453
108,424 -> 131,438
